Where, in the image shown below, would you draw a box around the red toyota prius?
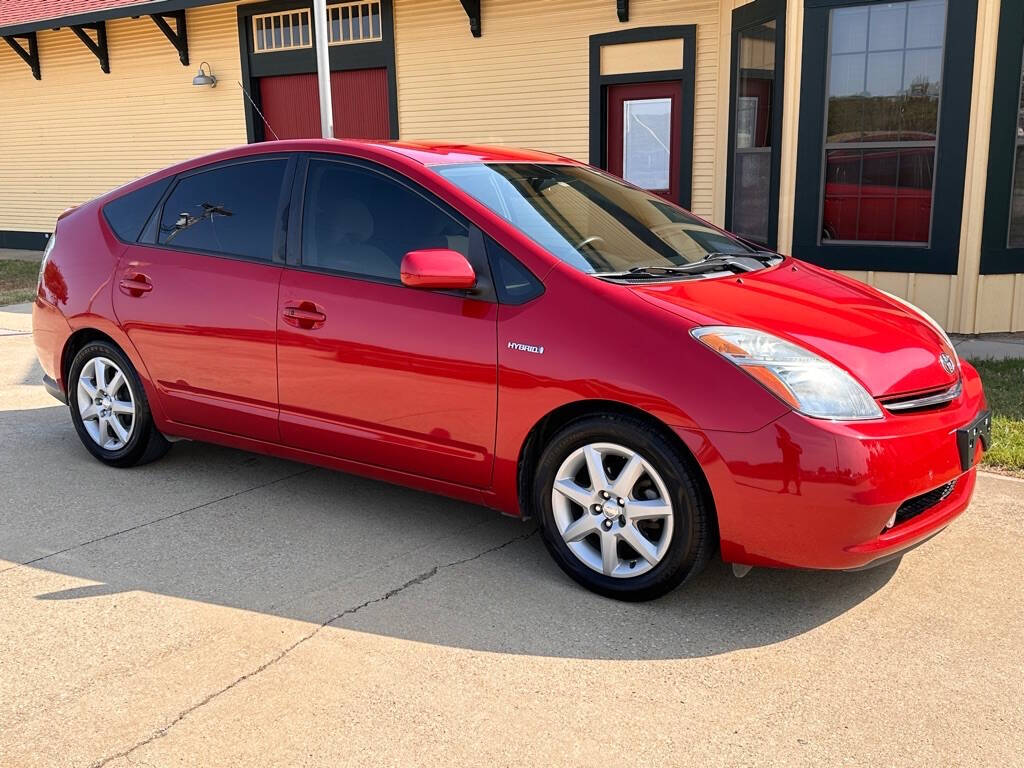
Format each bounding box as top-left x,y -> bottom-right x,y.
32,140 -> 990,600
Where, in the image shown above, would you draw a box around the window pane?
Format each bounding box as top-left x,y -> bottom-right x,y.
158,160 -> 286,259
301,160 -> 468,281
825,0 -> 946,144
823,147 -> 934,243
731,20 -> 776,244
622,98 -> 672,191
821,0 -> 945,244
1009,48 -> 1024,248
104,176 -> 172,242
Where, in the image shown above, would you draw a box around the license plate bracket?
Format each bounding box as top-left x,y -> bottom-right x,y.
956,410 -> 991,471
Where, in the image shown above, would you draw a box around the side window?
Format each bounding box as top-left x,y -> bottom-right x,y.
486,236 -> 543,304
301,159 -> 470,282
158,159 -> 287,260
103,177 -> 172,243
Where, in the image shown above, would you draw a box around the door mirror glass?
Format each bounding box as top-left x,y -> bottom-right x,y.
400,249 -> 477,290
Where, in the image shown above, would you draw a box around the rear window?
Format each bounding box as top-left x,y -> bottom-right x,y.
103,177 -> 172,243
158,159 -> 287,261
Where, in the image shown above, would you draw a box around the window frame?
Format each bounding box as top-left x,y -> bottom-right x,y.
792,0 -> 978,274
144,154 -> 296,266
980,0 -> 1024,274
725,0 -> 786,250
287,153 -> 501,302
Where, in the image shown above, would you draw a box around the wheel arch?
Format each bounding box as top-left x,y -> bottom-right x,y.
61,328 -> 120,388
60,325 -> 169,428
516,399 -> 717,528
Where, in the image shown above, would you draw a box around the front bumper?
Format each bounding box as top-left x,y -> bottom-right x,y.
675,362 -> 987,570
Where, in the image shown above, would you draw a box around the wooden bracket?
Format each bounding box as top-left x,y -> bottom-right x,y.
459,0 -> 481,37
3,32 -> 41,79
70,21 -> 109,73
151,10 -> 189,66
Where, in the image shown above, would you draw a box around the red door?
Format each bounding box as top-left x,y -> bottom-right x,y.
606,81 -> 682,203
258,68 -> 390,140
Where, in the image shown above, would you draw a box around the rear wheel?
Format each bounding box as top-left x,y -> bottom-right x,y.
68,341 -> 171,468
534,414 -> 713,601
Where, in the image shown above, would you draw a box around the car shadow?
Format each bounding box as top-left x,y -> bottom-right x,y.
0,405 -> 898,661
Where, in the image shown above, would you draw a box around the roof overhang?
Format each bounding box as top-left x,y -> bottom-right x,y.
0,0 -> 226,37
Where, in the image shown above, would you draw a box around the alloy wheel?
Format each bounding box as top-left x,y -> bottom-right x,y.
550,442 -> 674,578
76,356 -> 136,451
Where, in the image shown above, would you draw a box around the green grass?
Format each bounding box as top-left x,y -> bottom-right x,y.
970,358 -> 1024,475
0,259 -> 40,306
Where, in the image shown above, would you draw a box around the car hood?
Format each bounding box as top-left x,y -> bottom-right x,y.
630,260 -> 958,398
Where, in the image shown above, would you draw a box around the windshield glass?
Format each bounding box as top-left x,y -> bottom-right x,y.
434,162 -> 756,274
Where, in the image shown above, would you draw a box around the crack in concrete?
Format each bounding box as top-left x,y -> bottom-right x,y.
87,527 -> 537,768
0,468 -> 314,577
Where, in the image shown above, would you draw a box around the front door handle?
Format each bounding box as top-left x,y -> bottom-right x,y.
119,274 -> 153,296
282,302 -> 327,330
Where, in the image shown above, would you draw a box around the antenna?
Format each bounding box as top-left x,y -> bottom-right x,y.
237,80 -> 280,141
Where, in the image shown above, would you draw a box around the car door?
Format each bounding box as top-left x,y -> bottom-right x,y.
276,156 -> 498,488
113,155 -> 293,442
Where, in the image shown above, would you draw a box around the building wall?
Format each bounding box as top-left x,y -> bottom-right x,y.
0,2 -> 247,235
392,0 -> 723,220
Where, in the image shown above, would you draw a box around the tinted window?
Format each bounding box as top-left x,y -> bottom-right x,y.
158,159 -> 287,260
487,237 -> 543,304
104,177 -> 172,242
301,159 -> 469,282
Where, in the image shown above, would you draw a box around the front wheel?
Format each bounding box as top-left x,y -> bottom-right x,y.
68,341 -> 171,468
534,415 -> 713,601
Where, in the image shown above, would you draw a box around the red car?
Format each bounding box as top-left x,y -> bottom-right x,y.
32,140 -> 989,600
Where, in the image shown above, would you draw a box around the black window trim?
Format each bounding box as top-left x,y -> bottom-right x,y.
588,25 -> 697,211
725,0 -> 787,250
288,152 -> 501,302
144,153 -> 296,266
980,0 -> 1024,274
792,0 -> 978,274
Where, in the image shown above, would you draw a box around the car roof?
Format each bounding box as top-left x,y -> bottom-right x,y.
256,138 -> 575,166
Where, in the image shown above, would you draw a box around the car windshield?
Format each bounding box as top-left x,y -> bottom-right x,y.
433,162 -> 758,275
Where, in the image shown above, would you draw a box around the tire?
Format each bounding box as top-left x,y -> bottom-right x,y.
68,340 -> 171,468
534,414 -> 713,601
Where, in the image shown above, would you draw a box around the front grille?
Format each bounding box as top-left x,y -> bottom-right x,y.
890,479 -> 958,529
881,379 -> 962,414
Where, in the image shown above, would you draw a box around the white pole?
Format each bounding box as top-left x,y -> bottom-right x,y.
312,0 -> 334,138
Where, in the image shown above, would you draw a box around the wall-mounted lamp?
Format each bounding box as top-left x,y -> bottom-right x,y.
192,61 -> 217,88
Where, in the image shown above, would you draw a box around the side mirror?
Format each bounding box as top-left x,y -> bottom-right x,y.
400,249 -> 476,291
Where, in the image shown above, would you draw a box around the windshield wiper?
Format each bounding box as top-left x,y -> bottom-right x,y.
700,251 -> 779,265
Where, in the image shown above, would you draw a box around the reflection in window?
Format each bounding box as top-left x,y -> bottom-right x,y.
622,98 -> 672,192
821,0 -> 946,244
731,20 -> 776,245
1009,48 -> 1024,247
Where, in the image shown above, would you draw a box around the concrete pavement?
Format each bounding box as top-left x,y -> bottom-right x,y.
0,318 -> 1022,767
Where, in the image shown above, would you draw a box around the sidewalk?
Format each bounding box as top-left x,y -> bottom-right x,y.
0,248 -> 43,262
951,333 -> 1024,361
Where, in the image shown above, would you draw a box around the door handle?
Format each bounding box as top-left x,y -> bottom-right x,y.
282,302 -> 327,329
119,274 -> 153,296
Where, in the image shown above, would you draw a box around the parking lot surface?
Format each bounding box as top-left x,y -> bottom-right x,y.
1,305 -> 1022,767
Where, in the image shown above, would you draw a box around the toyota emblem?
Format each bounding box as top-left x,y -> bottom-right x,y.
939,353 -> 956,374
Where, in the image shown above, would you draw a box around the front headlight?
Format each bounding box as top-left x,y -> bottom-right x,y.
692,326 -> 882,421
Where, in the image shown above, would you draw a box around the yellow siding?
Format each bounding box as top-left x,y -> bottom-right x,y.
600,38 -> 684,75
0,3 -> 247,234
393,0 -> 722,219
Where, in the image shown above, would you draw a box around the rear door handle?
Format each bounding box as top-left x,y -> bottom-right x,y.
119,274 -> 153,296
282,303 -> 327,329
